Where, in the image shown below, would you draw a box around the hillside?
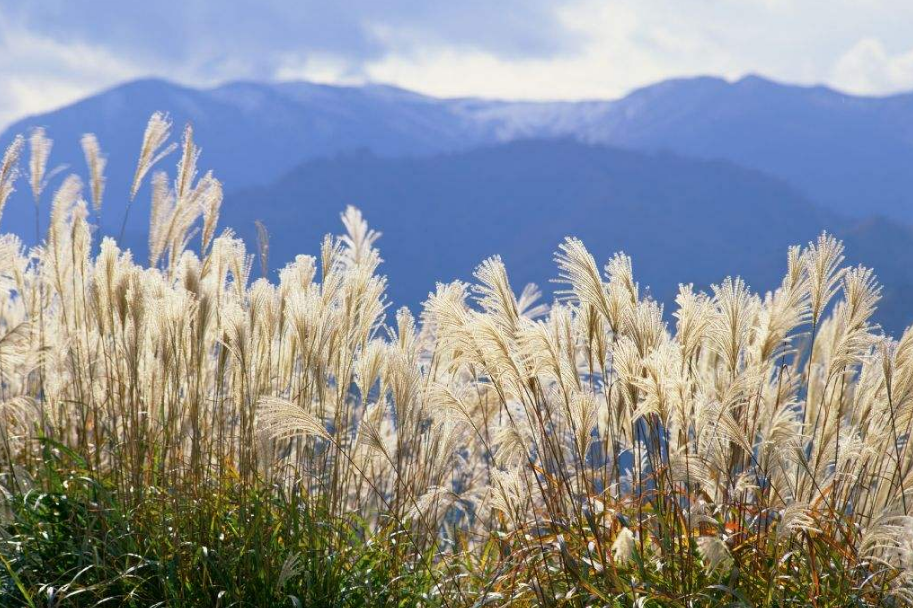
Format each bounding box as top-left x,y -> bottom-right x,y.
223,140 -> 913,334
459,75 -> 913,220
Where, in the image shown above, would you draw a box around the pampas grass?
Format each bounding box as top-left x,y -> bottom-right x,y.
0,136 -> 23,227
0,117 -> 912,606
80,133 -> 106,214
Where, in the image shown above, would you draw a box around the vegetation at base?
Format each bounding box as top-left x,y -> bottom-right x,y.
2,456 -> 900,607
1,443 -> 438,607
1,116 -> 912,606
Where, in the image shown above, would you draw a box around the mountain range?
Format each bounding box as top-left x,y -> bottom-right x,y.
223,141 -> 913,334
0,75 -> 911,331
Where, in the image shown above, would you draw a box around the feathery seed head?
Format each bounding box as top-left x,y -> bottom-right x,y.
131,112 -> 177,200
29,127 -> 53,202
80,134 -> 106,212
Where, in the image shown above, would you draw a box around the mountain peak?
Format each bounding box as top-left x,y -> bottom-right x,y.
735,73 -> 776,86
628,74 -> 730,96
101,77 -> 198,98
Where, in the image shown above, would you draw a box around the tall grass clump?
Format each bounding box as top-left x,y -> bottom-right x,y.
1,116 -> 913,607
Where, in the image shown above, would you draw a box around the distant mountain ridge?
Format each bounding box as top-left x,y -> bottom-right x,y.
223,140 -> 913,334
2,74 -> 913,242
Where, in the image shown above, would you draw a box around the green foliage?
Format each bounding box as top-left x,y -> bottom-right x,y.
1,452 -> 440,607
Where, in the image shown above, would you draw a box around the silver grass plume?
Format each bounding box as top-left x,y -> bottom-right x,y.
828,265 -> 880,374
0,136 -> 24,227
174,124 -> 200,203
777,502 -> 820,541
148,172 -> 172,266
356,400 -> 394,463
277,553 -> 303,589
697,535 -> 733,573
257,396 -> 329,441
605,252 -> 638,305
0,396 -> 37,430
489,468 -> 527,524
555,237 -> 613,329
473,256 -> 520,333
753,246 -> 811,362
709,277 -> 757,375
48,175 -> 83,246
131,112 -> 177,200
340,205 -> 381,267
806,232 -> 845,325
516,283 -> 549,319
355,340 -> 387,399
199,175 -> 223,254
80,134 -> 106,213
492,422 -> 529,466
674,284 -> 713,362
28,127 -> 52,203
568,390 -> 599,456
407,486 -> 455,522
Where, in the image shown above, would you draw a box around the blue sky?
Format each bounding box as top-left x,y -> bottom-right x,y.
0,0 -> 912,127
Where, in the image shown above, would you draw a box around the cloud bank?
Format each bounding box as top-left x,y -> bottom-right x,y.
1,0 -> 912,128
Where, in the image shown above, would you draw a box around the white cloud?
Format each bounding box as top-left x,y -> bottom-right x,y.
274,53 -> 365,86
0,23 -> 143,128
360,1 -> 742,100
355,0 -> 913,102
277,2 -> 653,100
831,38 -> 913,95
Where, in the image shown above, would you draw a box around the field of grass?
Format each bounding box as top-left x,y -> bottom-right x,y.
1,115 -> 912,607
